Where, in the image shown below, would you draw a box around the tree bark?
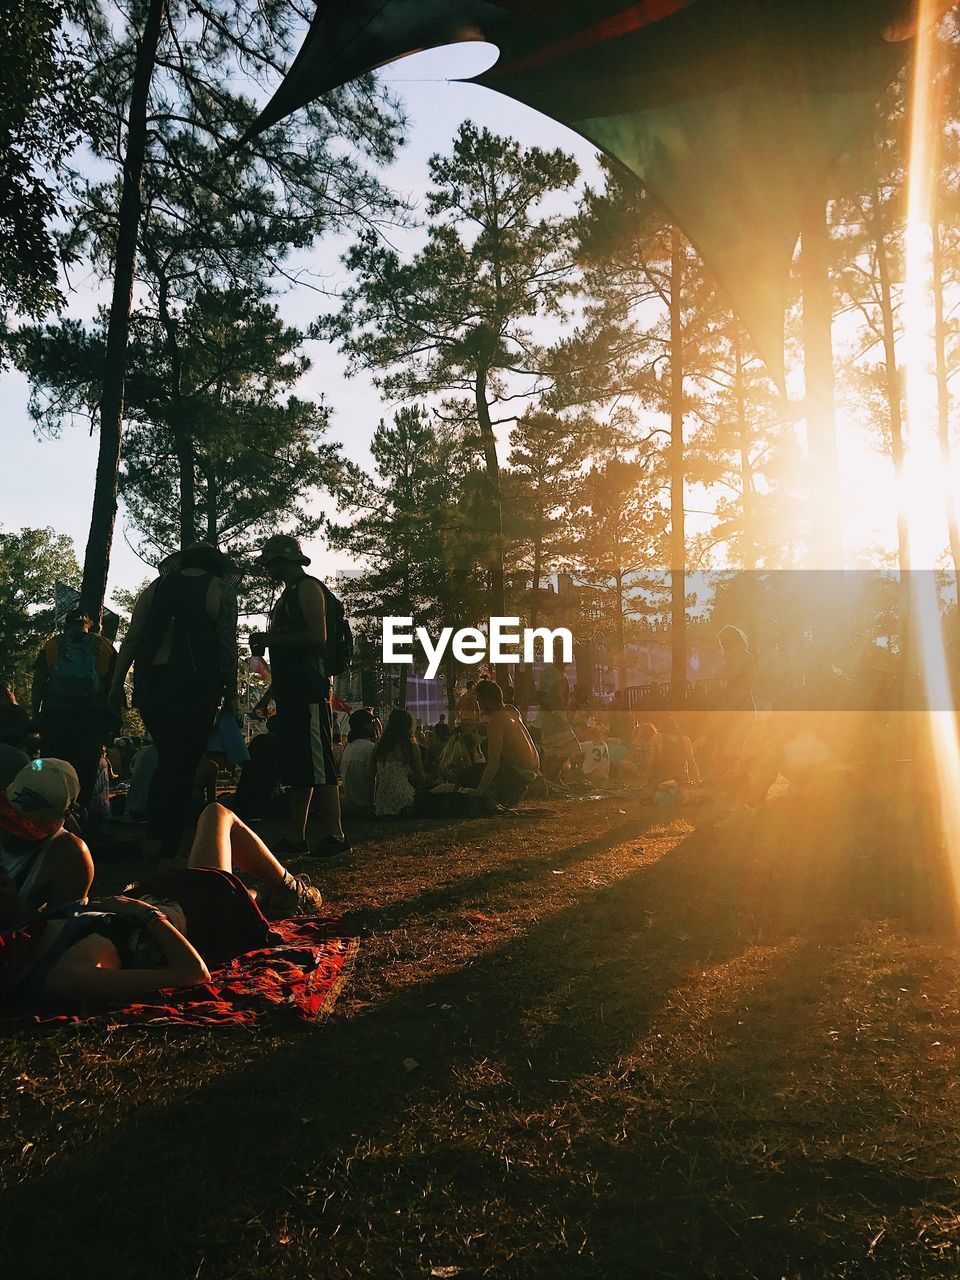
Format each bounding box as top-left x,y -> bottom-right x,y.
474,365 -> 506,618
79,0 -> 164,618
871,180 -> 911,577
203,461 -> 218,544
156,272 -> 196,548
669,226 -> 687,701
615,566 -> 628,692
801,199 -> 844,572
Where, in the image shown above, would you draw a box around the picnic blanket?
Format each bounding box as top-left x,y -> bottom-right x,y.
2,917 -> 357,1031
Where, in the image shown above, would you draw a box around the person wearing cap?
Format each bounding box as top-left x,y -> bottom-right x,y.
0,759 -> 94,928
32,608 -> 118,819
1,802 -> 329,1012
108,542 -> 238,862
248,535 -> 349,858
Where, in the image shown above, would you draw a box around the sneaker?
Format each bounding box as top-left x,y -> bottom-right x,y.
266,874 -> 324,918
312,834 -> 351,859
272,836 -> 311,858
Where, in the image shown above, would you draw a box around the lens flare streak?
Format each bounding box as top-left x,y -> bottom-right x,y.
903,0 -> 960,914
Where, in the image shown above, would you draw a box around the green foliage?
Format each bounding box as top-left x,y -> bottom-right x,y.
18,285 -> 342,563
0,1 -> 85,320
328,407 -> 480,649
0,526 -> 81,699
322,121 -> 579,415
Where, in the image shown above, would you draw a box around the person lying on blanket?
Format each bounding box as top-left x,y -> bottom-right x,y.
0,759 -> 94,928
2,802 -> 322,1012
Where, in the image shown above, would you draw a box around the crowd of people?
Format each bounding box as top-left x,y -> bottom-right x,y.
3,529 -> 830,1016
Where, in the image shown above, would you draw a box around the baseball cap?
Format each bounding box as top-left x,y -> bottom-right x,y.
257,534 -> 310,566
0,759 -> 80,838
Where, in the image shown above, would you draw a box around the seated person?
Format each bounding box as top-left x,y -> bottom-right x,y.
465,680 -> 540,810
437,725 -> 484,785
633,723 -> 659,788
538,708 -> 581,783
2,802 -> 323,1012
651,718 -> 701,786
126,740 -> 158,819
0,759 -> 94,928
340,709 -> 378,816
373,709 -> 427,817
223,720 -> 284,821
423,722 -> 451,775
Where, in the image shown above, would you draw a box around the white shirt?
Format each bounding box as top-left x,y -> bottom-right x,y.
341,738 -> 376,811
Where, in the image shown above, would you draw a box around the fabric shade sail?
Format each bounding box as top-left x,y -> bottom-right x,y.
243,1 -> 928,384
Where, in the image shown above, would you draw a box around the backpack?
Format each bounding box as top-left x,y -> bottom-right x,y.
47,632 -> 103,705
321,584 -> 354,677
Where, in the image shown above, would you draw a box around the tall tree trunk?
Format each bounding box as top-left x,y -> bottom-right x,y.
156,273 -> 196,547
669,226 -> 687,701
79,0 -> 164,618
444,654 -> 457,720
529,532 -> 543,627
615,566 -> 628,692
734,328 -> 760,653
871,180 -> 911,578
932,213 -> 960,604
734,330 -> 757,574
475,365 -> 506,618
203,461 -> 218,544
801,199 -> 844,572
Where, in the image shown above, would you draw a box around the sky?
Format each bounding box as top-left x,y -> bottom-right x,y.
0,33 -> 911,615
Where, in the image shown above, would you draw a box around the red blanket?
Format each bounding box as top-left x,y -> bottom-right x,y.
3,917 -> 357,1030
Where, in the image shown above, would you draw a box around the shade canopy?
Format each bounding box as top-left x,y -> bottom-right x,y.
244,1 -> 923,384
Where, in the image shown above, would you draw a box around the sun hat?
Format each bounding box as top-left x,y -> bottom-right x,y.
257,534 -> 311,566
0,758 -> 80,838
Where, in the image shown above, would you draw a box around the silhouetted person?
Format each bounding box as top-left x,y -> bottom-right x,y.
110,543 -> 237,862
32,608 -> 117,816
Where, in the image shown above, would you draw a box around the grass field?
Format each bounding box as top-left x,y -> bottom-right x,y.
3,789 -> 960,1279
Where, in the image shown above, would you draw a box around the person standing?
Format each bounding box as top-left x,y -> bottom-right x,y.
249,535 -> 349,858
32,608 -> 118,817
109,543 -> 237,862
456,681 -> 481,727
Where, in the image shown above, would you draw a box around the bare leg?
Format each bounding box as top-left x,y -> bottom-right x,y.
288,785 -> 313,843
188,803 -> 290,889
312,783 -> 345,841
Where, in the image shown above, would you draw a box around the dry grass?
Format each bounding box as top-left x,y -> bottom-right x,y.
2,788 -> 960,1279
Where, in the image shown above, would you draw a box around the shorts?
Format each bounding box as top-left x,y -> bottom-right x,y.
139,867 -> 270,967
273,698 -> 339,789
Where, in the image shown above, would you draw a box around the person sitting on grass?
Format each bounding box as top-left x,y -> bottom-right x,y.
651,717 -> 701,787
373,709 -> 428,817
465,680 -> 540,812
0,759 -> 93,928
340,708 -> 378,817
2,802 -> 323,1012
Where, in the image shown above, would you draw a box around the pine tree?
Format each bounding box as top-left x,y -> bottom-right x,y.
321,121 -> 580,618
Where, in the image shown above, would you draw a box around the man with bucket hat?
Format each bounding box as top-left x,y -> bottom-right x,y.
249,535 -> 349,858
0,759 -> 94,927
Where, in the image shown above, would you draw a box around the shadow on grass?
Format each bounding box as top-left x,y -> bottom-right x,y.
3,797 -> 957,1279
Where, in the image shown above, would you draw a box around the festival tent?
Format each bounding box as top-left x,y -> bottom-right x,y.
239,0 -> 934,385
